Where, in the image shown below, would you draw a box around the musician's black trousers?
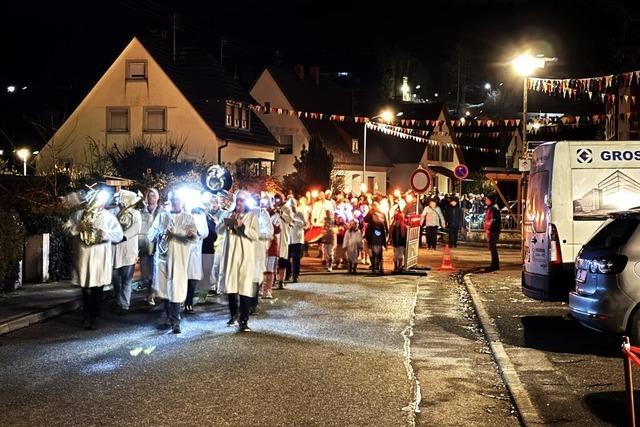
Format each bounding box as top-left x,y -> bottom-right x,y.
227,293 -> 251,324
81,286 -> 104,321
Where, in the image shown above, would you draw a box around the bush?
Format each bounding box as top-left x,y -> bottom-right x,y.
0,210 -> 25,291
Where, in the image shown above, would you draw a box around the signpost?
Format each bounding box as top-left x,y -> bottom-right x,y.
453,164 -> 469,180
409,167 -> 431,193
404,167 -> 431,274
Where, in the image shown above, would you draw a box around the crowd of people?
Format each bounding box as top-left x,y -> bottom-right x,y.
65,184 -> 502,334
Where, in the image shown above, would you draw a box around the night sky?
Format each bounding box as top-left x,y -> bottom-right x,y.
1,0 -> 640,150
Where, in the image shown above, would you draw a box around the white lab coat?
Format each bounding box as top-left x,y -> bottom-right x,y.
254,208 -> 274,283
212,210 -> 230,292
311,200 -> 335,227
187,211 -> 209,280
147,211 -> 197,303
67,209 -> 124,287
290,209 -> 306,245
218,209 -> 260,297
138,205 -> 161,256
277,205 -> 293,259
112,208 -> 141,269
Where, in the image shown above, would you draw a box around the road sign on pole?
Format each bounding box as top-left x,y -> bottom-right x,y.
410,167 -> 431,193
453,164 -> 469,180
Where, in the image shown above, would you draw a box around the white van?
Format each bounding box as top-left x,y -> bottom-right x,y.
523,140 -> 640,301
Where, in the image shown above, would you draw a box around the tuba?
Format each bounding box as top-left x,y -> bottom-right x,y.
116,190 -> 143,232
79,187 -> 110,246
202,165 -> 234,213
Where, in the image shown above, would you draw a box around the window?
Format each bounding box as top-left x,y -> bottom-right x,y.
352,138 -> 359,154
585,217 -> 640,249
144,107 -> 167,132
441,146 -> 454,162
126,60 -> 147,80
107,107 -> 129,132
279,135 -> 293,155
427,145 -> 440,161
225,102 -> 251,131
526,171 -> 549,233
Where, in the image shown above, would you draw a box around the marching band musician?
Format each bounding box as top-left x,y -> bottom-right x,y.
147,190 -> 197,334
138,188 -> 161,306
185,201 -> 209,313
111,190 -> 142,315
253,195 -> 274,306
274,193 -> 292,289
66,188 -> 124,330
218,190 -> 261,332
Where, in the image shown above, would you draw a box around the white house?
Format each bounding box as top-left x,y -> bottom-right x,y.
251,66 -> 464,194
37,36 -> 278,175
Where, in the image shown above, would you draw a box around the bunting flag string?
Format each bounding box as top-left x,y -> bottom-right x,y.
527,68 -> 640,102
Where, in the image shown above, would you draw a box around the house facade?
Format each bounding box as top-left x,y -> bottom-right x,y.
37,37 -> 278,175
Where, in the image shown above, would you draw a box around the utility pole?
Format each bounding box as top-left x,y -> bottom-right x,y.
172,12 -> 176,62
220,38 -> 226,65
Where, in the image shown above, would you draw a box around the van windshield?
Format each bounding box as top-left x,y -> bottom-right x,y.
584,217 -> 640,249
526,171 -> 549,233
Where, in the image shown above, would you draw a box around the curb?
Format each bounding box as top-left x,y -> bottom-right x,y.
463,273 -> 544,426
0,298 -> 82,336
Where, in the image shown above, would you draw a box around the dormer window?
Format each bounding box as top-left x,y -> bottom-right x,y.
126,60 -> 147,80
225,102 -> 250,131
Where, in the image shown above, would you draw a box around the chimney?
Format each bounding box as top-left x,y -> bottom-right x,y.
309,66 -> 320,85
294,64 -> 304,80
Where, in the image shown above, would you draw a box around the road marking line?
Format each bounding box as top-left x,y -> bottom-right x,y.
464,274 -> 544,426
401,279 -> 422,425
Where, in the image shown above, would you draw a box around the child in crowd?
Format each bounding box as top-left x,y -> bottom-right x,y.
343,219 -> 363,274
322,210 -> 337,272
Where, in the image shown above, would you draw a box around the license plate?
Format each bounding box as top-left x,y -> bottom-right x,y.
576,269 -> 587,283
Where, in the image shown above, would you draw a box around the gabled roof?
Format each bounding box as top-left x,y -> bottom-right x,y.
265,67 -> 353,115
138,36 -> 277,148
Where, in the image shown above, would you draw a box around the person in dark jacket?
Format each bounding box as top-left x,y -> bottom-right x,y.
364,202 -> 388,275
445,197 -> 463,248
483,193 -> 501,271
389,211 -> 408,273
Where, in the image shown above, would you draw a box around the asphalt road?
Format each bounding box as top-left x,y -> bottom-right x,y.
0,271 -> 419,426
0,245 -> 520,427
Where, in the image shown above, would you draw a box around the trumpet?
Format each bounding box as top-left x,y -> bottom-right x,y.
156,216 -> 174,257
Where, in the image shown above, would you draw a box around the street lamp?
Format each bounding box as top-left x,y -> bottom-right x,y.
16,148 -> 30,176
363,109 -> 401,193
512,53 -> 548,148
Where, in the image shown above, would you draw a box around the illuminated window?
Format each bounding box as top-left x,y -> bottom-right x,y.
352,138 -> 359,154
225,103 -> 250,131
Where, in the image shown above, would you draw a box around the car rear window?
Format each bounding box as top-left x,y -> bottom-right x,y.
526,171 -> 549,233
584,217 -> 640,249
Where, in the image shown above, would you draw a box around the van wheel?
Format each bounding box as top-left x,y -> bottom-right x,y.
629,310 -> 640,345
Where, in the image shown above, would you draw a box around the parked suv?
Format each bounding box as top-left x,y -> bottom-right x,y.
569,210 -> 640,340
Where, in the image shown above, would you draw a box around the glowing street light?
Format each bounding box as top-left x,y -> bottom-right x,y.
484,82 -> 491,90
16,148 -> 31,176
511,52 -> 554,147
6,85 -> 16,93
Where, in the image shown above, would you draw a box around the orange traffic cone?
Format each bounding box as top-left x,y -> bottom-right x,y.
439,244 -> 455,271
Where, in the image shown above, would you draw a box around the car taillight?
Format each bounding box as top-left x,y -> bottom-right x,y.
589,255 -> 628,274
549,223 -> 562,265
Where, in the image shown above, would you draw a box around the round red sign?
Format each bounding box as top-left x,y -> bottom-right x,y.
409,168 -> 431,193
454,164 -> 469,180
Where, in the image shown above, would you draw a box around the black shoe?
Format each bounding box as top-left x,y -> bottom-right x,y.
227,317 -> 238,326
116,307 -> 128,316
249,307 -> 257,315
239,322 -> 251,332
82,316 -> 91,329
172,323 -> 181,334
158,319 -> 172,330
89,318 -> 98,330
277,281 -> 284,290
292,276 -> 299,283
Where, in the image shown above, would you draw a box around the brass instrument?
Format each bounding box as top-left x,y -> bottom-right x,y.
157,215 -> 174,257
202,165 -> 234,213
116,190 -> 143,232
79,187 -> 109,246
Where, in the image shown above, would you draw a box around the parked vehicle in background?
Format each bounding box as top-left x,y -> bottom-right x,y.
569,210 -> 640,341
522,140 -> 640,301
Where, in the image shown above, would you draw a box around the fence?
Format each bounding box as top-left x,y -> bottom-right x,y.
463,211 -> 522,232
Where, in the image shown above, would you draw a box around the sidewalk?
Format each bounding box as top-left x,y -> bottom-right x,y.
0,281 -> 82,335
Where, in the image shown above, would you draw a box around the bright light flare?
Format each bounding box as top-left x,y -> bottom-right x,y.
380,110 -> 394,123
310,189 -> 319,199
393,189 -> 402,198
512,53 -> 545,76
16,148 -> 30,161
95,190 -> 111,207
360,182 -> 368,193
6,85 -> 16,93
406,194 -> 414,203
177,187 -> 203,210
484,82 -> 491,90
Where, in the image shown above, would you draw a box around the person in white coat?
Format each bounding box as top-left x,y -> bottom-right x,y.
138,188 -> 161,306
251,195 -> 274,310
274,193 -> 292,289
218,190 -> 261,332
287,199 -> 307,283
147,191 -> 197,334
66,189 -> 124,330
111,190 -> 142,314
185,206 -> 209,313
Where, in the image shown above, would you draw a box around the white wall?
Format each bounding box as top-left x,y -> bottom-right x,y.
336,166 -> 387,194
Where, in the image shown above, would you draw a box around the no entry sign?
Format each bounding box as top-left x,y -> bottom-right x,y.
454,164 -> 469,180
409,168 -> 431,193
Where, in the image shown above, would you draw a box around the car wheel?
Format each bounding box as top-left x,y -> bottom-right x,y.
629,309 -> 640,345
